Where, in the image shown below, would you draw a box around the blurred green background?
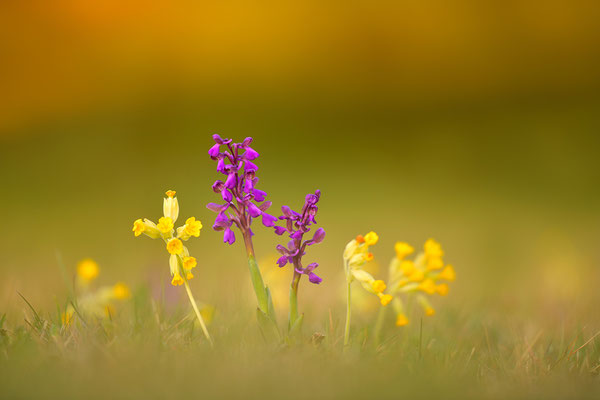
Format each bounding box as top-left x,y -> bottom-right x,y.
1,0 -> 600,330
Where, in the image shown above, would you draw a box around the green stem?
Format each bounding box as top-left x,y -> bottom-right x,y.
183,277 -> 213,346
373,306 -> 387,347
289,272 -> 300,331
343,277 -> 352,350
243,231 -> 269,314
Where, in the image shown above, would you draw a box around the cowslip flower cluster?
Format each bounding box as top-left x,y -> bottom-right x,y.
207,135 -> 277,244
62,259 -> 131,326
272,190 -> 325,331
132,190 -> 201,286
343,231 -> 391,348
133,190 -> 212,344
343,232 -> 392,306
387,239 -> 456,326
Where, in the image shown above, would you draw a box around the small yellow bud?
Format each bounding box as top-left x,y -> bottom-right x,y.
372,280 -> 387,293
364,231 -> 379,246
396,313 -> 409,326
132,219 -> 145,237
113,282 -> 131,300
379,293 -> 393,306
163,196 -> 179,222
166,190 -> 176,198
394,242 -> 414,260
365,252 -> 374,261
77,259 -> 99,282
436,283 -> 449,296
400,260 -> 416,275
438,265 -> 456,281
186,272 -> 194,280
157,217 -> 174,234
183,256 -> 197,270
166,238 -> 183,255
418,278 -> 436,295
355,235 -> 365,244
184,217 -> 202,237
425,306 -> 435,316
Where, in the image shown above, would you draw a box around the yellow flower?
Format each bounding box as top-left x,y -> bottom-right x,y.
408,269 -> 425,282
183,256 -> 197,270
427,257 -> 444,270
436,283 -> 449,296
400,260 -> 416,275
424,238 -> 444,259
418,278 -> 436,295
77,259 -> 99,282
132,219 -> 145,237
184,217 -> 202,237
157,217 -> 174,234
186,272 -> 194,280
166,238 -> 183,255
372,280 -> 387,293
378,293 -> 393,306
438,265 -> 456,281
163,192 -> 179,222
171,271 -> 184,286
364,231 -> 379,246
166,190 -> 176,198
396,313 -> 409,326
394,242 -> 414,260
113,282 -> 131,300
425,306 -> 435,316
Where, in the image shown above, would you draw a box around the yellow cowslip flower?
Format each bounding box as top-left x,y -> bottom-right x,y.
378,293 -> 393,306
186,272 -> 194,280
132,219 -> 145,237
77,259 -> 99,282
394,242 -> 414,260
364,231 -> 379,246
177,217 -> 203,240
163,190 -> 179,222
372,280 -> 386,293
183,256 -> 197,270
166,238 -> 183,255
436,283 -> 449,296
113,282 -> 131,299
396,313 -> 409,326
386,239 -> 455,327
172,271 -> 184,286
157,216 -> 174,234
438,265 -> 456,281
418,278 -> 436,295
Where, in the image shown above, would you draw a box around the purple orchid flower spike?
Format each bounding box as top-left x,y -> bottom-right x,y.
206,135 -> 279,336
271,190 -> 326,332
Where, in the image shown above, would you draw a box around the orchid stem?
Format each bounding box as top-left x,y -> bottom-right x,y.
289,272 -> 300,331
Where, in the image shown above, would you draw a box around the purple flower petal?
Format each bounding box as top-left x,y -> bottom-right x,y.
290,230 -> 304,239
208,143 -> 221,158
247,202 -> 262,218
212,180 -> 224,193
261,213 -> 277,227
305,262 -> 319,272
258,201 -> 272,212
244,160 -> 258,171
222,189 -> 233,202
244,147 -> 259,160
252,189 -> 267,202
242,137 -> 253,146
217,158 -> 226,173
224,227 -> 235,245
276,255 -> 288,268
311,228 -> 326,244
308,272 -> 322,284
274,226 -> 287,235
207,202 -> 224,213
224,173 -> 237,189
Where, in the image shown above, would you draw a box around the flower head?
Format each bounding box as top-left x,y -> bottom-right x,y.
271,190 -> 325,284
206,135 -> 276,244
77,258 -> 99,282
387,238 -> 455,326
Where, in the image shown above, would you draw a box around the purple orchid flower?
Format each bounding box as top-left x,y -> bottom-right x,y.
206,135 -> 277,245
272,190 -> 325,284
